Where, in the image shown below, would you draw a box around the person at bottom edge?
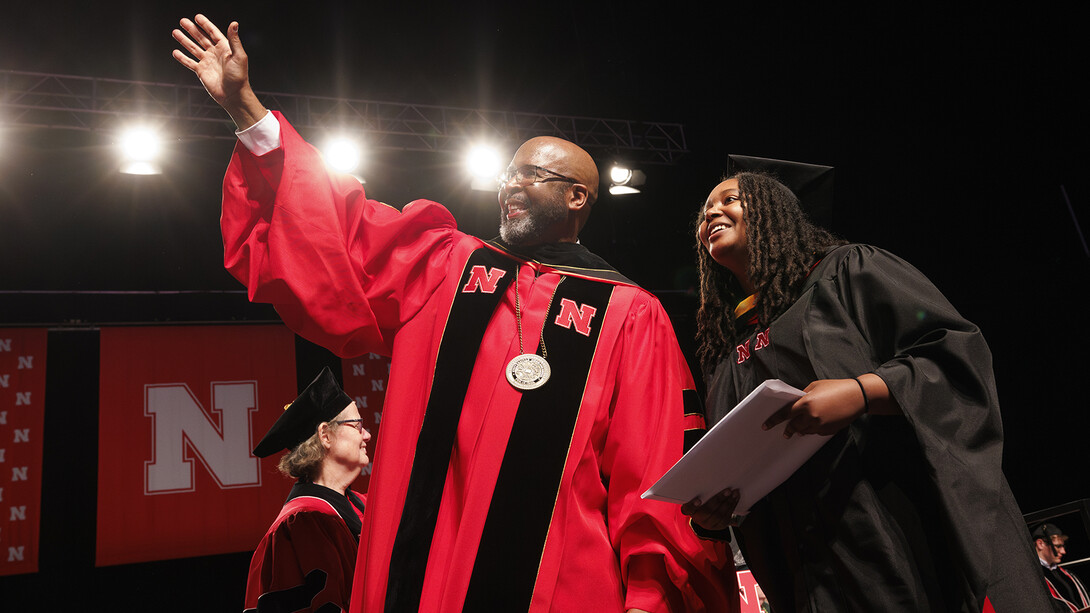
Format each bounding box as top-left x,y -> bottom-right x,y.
1033,523 -> 1090,612
245,366 -> 371,613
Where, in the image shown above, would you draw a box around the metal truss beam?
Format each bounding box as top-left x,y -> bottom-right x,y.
1,70 -> 687,164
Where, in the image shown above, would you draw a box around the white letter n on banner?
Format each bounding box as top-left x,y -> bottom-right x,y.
144,382 -> 261,494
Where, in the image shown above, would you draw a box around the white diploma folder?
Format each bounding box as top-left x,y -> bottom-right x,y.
642,379 -> 832,515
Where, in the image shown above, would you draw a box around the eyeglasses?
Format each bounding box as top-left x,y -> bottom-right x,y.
499,164 -> 580,188
332,418 -> 368,434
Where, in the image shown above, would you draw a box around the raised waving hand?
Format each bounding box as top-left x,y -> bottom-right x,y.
172,14 -> 265,130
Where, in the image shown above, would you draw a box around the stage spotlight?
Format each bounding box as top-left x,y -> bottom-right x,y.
118,126 -> 163,175
466,144 -> 504,192
321,136 -> 365,181
609,166 -> 646,195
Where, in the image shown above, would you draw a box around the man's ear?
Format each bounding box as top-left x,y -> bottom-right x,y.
567,183 -> 591,212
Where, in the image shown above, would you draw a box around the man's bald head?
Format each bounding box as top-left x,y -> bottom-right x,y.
498,136 -> 601,246
512,136 -> 599,205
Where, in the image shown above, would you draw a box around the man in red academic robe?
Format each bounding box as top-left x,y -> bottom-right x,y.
174,15 -> 737,612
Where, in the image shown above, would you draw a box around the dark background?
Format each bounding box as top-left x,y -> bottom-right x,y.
2,2 -> 1086,610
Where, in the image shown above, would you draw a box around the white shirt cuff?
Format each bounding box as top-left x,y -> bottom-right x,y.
235,110 -> 280,156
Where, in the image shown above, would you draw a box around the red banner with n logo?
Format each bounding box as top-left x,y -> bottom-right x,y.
0,328 -> 48,577
340,353 -> 391,492
96,325 -> 297,566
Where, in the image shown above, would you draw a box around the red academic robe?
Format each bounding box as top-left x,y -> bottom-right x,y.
222,112 -> 736,612
245,483 -> 367,612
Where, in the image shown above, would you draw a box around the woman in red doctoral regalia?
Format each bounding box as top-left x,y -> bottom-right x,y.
245,367 -> 371,613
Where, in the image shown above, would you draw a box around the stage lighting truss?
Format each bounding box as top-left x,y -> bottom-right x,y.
0,70 -> 688,166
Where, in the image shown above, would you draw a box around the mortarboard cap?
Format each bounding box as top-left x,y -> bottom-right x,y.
1031,522 -> 1069,542
727,154 -> 835,228
252,366 -> 352,458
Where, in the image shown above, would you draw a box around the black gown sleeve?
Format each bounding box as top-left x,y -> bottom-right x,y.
823,245 -> 1052,611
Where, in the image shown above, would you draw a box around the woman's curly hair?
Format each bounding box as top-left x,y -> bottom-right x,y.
694,172 -> 845,372
276,421 -> 340,482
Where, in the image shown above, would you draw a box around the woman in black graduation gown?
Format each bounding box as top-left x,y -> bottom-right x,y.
681,172 -> 1051,612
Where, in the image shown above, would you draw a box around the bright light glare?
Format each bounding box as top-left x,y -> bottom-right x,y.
465,145 -> 503,180
610,166 -> 634,184
466,144 -> 505,192
120,127 -> 161,160
118,126 -> 163,175
321,136 -> 363,174
609,167 -> 645,195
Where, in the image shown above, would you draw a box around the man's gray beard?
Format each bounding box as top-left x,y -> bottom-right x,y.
498,194 -> 567,245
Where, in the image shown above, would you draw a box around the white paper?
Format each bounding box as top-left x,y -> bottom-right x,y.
642,379 -> 831,515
